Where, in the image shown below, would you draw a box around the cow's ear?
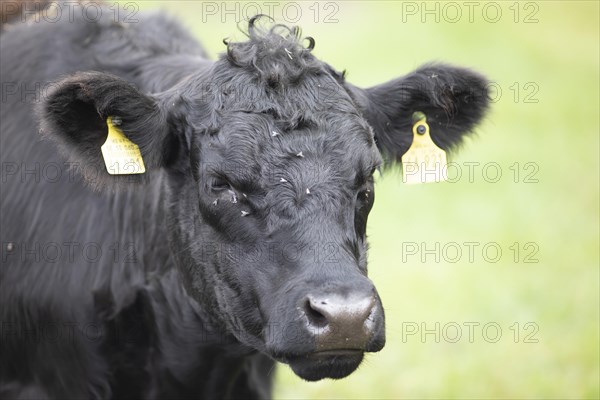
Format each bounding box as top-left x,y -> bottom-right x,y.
347,63 -> 490,163
38,71 -> 183,190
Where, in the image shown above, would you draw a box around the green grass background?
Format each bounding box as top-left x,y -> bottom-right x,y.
138,1 -> 599,398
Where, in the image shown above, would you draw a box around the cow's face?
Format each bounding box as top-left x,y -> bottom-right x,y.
161,31 -> 387,380
184,109 -> 384,381
176,39 -> 386,381
39,20 -> 489,381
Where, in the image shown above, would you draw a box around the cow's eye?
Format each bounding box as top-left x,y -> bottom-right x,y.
211,177 -> 232,192
357,188 -> 372,205
356,174 -> 375,207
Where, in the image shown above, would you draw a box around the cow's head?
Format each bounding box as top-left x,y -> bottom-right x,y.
39,18 -> 489,381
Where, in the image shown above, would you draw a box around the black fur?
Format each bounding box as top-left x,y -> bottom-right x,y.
0,3 -> 489,399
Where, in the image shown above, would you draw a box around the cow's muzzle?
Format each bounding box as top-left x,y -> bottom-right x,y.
279,286 -> 385,381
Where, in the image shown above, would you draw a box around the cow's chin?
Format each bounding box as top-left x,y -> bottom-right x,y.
285,350 -> 364,381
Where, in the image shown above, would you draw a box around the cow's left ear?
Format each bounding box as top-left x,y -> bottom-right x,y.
346,63 -> 490,162
38,71 -> 183,190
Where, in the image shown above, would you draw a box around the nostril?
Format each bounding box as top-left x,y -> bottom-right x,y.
304,298 -> 328,328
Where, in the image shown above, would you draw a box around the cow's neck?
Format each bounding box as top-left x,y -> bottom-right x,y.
133,266 -> 275,398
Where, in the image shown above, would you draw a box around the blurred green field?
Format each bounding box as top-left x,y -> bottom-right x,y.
141,1 -> 599,398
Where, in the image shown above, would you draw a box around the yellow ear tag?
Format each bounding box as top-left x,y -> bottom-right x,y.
401,117 -> 447,184
100,117 -> 146,175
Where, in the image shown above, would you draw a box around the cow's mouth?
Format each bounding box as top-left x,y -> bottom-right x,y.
284,350 -> 364,381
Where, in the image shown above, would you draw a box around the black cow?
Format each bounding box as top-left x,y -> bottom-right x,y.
0,2 -> 489,399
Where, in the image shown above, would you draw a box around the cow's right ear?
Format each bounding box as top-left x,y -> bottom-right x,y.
38,71 -> 182,190
345,64 -> 490,164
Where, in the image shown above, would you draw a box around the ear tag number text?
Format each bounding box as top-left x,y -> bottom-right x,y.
101,117 -> 146,175
401,117 -> 447,184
